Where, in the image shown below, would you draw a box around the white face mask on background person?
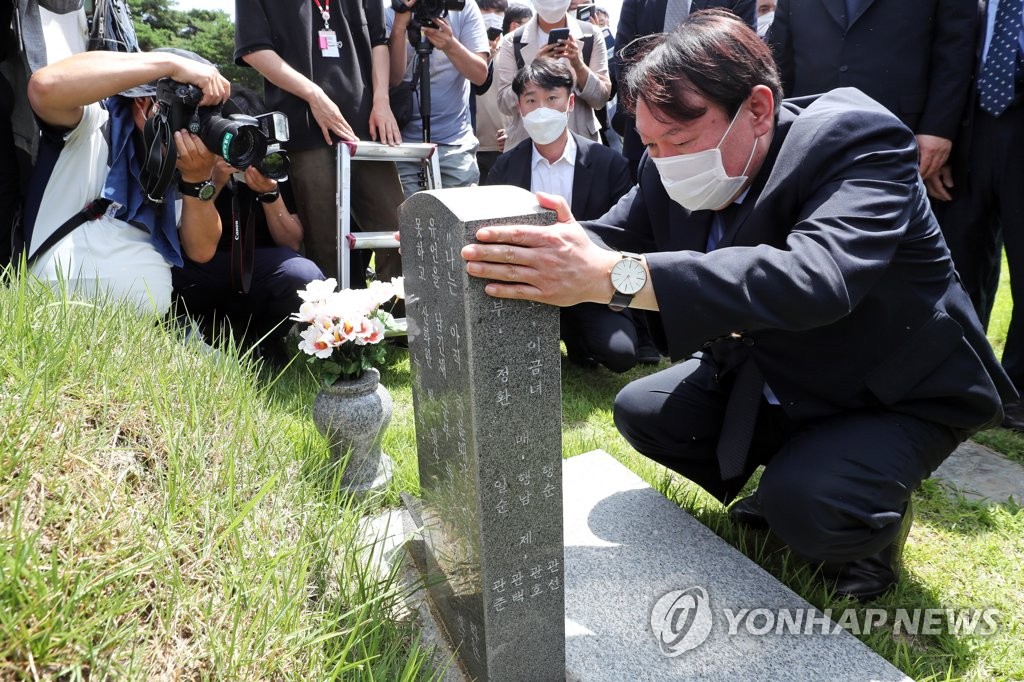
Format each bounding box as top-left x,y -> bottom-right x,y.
522,105 -> 569,145
651,106 -> 759,211
757,11 -> 775,34
533,0 -> 571,24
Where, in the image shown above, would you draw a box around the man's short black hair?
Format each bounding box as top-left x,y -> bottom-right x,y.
512,58 -> 575,97
619,9 -> 782,121
503,3 -> 534,33
476,0 -> 509,12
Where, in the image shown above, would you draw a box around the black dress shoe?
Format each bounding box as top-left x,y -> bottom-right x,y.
728,491 -> 770,529
1002,400 -> 1024,431
821,498 -> 914,601
636,341 -> 663,365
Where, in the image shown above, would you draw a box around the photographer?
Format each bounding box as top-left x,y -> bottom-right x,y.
171,87 -> 324,361
387,0 -> 490,195
24,48 -> 227,315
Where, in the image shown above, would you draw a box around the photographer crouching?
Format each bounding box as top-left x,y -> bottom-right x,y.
171,86 -> 324,364
24,48 -> 227,315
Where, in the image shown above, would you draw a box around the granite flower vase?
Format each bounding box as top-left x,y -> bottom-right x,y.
312,367 -> 394,494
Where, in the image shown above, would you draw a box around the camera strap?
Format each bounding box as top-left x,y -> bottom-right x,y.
140,113 -> 178,204
229,182 -> 256,295
26,198 -> 113,266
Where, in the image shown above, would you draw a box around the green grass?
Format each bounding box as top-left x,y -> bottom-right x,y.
0,273 -> 441,680
3,261 -> 1024,681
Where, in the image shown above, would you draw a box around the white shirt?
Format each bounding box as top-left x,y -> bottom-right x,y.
530,132 -> 577,209
29,103 -> 172,316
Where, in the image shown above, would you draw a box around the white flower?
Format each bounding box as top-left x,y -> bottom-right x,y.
298,325 -> 334,358
297,278 -> 338,304
390,277 -> 405,300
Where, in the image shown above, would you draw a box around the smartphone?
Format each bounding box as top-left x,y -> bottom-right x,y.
576,5 -> 594,22
547,27 -> 570,45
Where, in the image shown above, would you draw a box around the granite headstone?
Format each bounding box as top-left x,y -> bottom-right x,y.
399,186 -> 565,681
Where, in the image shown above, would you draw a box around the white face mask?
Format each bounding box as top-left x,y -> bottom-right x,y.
757,11 -> 775,34
534,0 -> 571,24
651,106 -> 758,211
522,105 -> 569,145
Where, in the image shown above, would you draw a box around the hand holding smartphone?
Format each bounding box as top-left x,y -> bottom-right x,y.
547,27 -> 570,45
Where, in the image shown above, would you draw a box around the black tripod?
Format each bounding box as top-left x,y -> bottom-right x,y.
409,20 -> 434,144
407,19 -> 438,189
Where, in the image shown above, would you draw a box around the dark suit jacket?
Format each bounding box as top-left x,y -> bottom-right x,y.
614,0 -> 757,168
767,0 -> 977,139
585,88 -> 1014,432
484,132 -> 634,221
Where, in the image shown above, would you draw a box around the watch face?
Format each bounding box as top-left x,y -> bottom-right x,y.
611,257 -> 646,295
197,183 -> 216,201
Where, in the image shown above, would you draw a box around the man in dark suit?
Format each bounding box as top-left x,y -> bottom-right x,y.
487,58 -> 638,371
463,12 -> 1014,600
767,0 -> 977,190
614,0 -> 756,180
928,0 -> 1024,430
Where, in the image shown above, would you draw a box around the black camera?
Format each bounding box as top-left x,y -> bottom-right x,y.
154,78 -> 289,180
405,0 -> 466,28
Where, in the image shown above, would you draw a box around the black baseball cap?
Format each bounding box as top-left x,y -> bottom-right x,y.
118,47 -> 214,98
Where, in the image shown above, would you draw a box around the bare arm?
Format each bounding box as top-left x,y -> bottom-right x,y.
423,18 -> 489,86
369,44 -> 402,144
242,49 -> 357,143
29,51 -> 228,129
176,131 -> 222,263
245,169 -> 303,251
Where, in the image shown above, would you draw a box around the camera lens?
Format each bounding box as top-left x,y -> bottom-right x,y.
201,114 -> 267,168
257,150 -> 290,180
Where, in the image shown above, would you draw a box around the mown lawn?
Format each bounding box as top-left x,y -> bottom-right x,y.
2,262 -> 1023,680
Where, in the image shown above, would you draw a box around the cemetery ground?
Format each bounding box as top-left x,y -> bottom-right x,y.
1,266 -> 1022,681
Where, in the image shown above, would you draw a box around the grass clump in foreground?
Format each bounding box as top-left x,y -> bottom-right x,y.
0,273 -> 439,680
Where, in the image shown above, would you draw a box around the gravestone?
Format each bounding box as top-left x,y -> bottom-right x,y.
399,186 -> 566,682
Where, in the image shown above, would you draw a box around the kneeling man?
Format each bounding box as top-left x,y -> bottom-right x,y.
461,10 -> 1015,599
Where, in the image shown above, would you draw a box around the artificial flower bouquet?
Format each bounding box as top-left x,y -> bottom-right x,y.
292,277 -> 404,384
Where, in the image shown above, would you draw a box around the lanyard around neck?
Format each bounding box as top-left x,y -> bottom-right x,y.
312,0 -> 331,29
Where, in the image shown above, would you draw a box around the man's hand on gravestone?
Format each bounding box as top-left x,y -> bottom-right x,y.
461,192 -> 619,307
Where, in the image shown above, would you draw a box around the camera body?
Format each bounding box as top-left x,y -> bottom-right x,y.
154,78 -> 290,180
398,0 -> 466,29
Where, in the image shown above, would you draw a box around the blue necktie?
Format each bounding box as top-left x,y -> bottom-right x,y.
979,0 -> 1024,116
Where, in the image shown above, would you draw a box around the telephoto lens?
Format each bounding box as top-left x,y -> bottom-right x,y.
201,113 -> 267,169
256,148 -> 290,180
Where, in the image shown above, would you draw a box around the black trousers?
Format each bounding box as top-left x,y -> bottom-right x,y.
934,104 -> 1024,389
172,246 -> 324,347
613,356 -> 961,563
561,302 -> 638,373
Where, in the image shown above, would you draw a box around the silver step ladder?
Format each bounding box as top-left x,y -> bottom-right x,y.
335,140 -> 441,288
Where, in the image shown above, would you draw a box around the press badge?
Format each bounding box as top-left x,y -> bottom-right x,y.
319,30 -> 340,58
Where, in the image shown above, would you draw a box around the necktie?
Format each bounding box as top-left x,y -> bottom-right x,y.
979,0 -> 1024,116
844,0 -> 864,25
706,202 -> 763,482
716,356 -> 763,481
663,0 -> 690,33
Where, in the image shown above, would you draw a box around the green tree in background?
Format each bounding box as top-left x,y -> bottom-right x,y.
126,0 -> 263,93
